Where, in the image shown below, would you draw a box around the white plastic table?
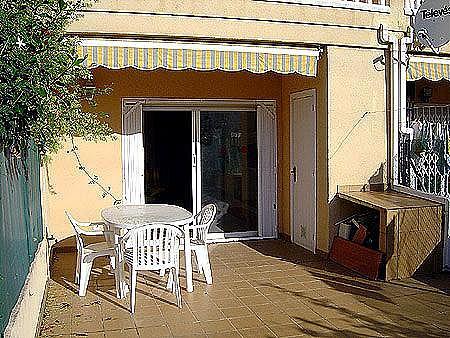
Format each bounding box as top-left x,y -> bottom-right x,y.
101,204 -> 195,296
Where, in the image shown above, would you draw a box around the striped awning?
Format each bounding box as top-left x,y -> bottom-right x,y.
77,39 -> 319,76
407,56 -> 450,81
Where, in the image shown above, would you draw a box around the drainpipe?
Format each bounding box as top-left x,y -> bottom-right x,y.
400,28 -> 414,140
378,24 -> 414,186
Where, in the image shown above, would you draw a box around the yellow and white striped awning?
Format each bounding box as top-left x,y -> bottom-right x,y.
407,56 -> 450,81
77,39 -> 319,76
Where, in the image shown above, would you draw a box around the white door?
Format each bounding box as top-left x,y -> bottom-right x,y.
290,90 -> 317,252
122,102 -> 145,204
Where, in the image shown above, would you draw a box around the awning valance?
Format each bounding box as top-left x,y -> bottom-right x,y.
407,56 -> 450,81
77,39 -> 319,76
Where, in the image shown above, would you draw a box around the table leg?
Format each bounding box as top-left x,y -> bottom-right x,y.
117,244 -> 125,299
105,223 -> 125,299
184,227 -> 193,293
111,231 -> 128,299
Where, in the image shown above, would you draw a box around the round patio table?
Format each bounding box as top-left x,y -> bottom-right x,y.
101,204 -> 195,295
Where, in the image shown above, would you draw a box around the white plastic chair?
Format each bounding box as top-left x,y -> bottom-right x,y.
121,223 -> 184,313
189,204 -> 217,284
65,211 -> 120,297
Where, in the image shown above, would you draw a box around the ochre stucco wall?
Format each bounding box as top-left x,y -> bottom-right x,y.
44,48 -> 388,253
327,46 -> 387,248
45,69 -> 284,240
279,54 -> 329,251
278,47 -> 387,252
70,0 -> 408,48
327,47 -> 387,194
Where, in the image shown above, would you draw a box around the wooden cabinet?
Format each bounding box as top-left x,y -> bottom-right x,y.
338,189 -> 443,280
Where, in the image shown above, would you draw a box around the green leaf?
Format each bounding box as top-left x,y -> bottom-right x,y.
38,87 -> 47,97
73,55 -> 87,67
58,0 -> 67,10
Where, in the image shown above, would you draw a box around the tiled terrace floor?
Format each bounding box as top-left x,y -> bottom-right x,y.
40,240 -> 450,337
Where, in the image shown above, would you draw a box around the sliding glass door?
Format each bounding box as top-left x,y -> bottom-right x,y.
140,102 -> 276,239
199,111 -> 258,235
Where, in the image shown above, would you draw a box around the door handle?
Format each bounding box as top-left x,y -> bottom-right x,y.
291,166 -> 297,183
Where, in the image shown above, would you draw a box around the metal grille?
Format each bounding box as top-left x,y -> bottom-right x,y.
0,145 -> 43,334
406,105 -> 450,125
399,105 -> 450,198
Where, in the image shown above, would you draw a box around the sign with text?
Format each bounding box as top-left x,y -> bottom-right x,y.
414,0 -> 450,49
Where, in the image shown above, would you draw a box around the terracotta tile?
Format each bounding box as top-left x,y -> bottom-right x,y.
248,304 -> 280,316
230,315 -> 265,329
103,316 -> 135,331
206,289 -> 235,299
270,277 -> 299,285
192,308 -> 226,321
207,331 -> 242,338
294,319 -> 338,335
239,295 -> 270,306
247,279 -> 273,288
272,297 -> 304,309
294,275 -> 318,283
72,333 -> 105,337
71,319 -> 104,333
168,322 -> 204,336
222,281 -> 252,289
136,324 -> 171,337
238,327 -> 277,338
326,316 -> 361,329
40,323 -> 71,336
340,324 -> 382,337
296,290 -> 324,302
268,323 -> 304,337
164,311 -> 198,324
132,312 -> 165,328
41,241 -> 450,338
101,307 -> 133,321
256,313 -> 293,326
232,287 -> 261,298
213,297 -> 245,308
282,283 -> 307,293
222,306 -> 254,318
244,273 -> 270,281
343,301 -> 381,316
200,319 -> 235,334
104,328 -> 139,338
307,303 -> 347,319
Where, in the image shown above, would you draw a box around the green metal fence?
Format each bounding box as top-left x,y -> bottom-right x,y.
0,146 -> 43,335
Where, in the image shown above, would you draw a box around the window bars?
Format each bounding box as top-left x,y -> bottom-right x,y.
400,104 -> 450,198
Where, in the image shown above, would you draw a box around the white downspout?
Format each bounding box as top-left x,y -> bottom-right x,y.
378,25 -> 414,185
400,30 -> 414,140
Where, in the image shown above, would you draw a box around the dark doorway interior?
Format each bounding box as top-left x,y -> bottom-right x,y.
144,110 -> 192,211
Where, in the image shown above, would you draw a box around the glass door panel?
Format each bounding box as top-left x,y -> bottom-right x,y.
200,111 -> 258,233
144,110 -> 193,212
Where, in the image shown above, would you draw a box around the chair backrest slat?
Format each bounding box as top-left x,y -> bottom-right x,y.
65,211 -> 85,251
193,204 -> 217,242
127,223 -> 183,270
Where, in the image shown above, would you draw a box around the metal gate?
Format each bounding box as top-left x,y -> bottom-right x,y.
399,105 -> 450,197
399,104 -> 450,270
0,145 -> 43,335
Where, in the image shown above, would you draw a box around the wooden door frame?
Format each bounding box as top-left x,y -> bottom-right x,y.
289,89 -> 317,252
